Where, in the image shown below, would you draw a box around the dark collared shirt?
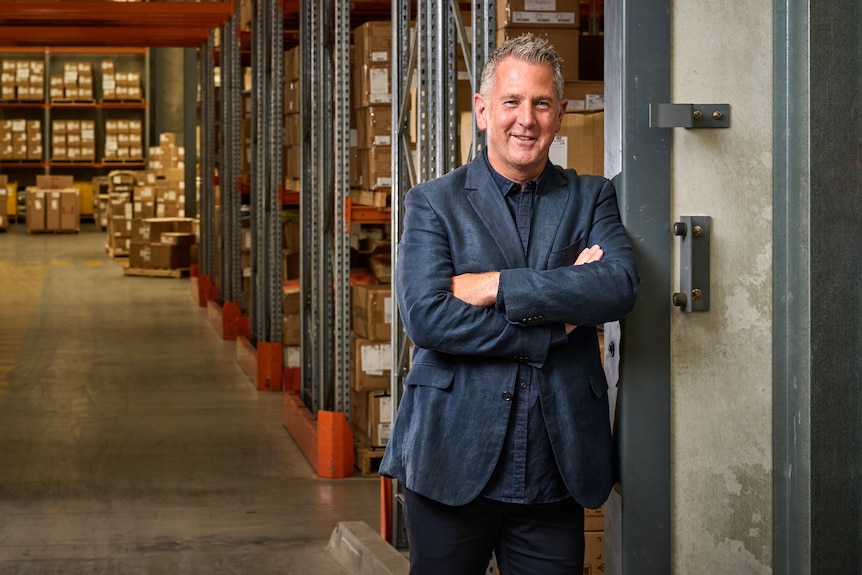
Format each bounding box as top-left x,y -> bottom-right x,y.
480,150 -> 570,504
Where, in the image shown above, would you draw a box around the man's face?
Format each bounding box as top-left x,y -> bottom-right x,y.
474,56 -> 567,184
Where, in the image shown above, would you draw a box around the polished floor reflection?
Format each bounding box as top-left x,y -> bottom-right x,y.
0,223 -> 379,574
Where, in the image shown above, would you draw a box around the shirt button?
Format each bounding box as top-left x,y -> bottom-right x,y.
502,392 -> 512,401
519,382 -> 528,389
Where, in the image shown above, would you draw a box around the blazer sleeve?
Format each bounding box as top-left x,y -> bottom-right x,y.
396,184 -> 556,367
499,176 -> 639,328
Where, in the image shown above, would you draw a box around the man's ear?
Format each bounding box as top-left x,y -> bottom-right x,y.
555,98 -> 568,131
474,92 -> 488,131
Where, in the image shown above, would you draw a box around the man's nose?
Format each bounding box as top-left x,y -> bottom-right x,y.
517,104 -> 535,126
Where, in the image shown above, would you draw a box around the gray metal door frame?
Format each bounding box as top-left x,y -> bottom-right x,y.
773,0 -> 862,573
604,1 -> 671,573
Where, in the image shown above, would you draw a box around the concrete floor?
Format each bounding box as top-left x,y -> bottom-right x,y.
0,223 -> 381,574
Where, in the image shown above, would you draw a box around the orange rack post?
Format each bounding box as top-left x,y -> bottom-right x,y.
221,301 -> 242,341
282,391 -> 355,479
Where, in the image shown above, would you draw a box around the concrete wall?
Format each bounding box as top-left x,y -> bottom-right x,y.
670,1 -> 773,572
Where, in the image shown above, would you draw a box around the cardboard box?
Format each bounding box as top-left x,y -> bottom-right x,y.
585,505 -> 604,532
46,190 -> 62,230
584,531 -> 604,575
36,174 -> 74,190
131,217 -> 194,244
349,388 -> 392,448
351,335 -> 392,391
352,284 -> 392,341
496,27 -> 580,81
25,188 -> 46,232
354,21 -> 392,65
59,188 -> 79,231
357,145 -> 392,190
159,232 -> 196,246
356,105 -> 392,147
497,0 -> 579,28
549,110 -> 604,176
130,242 -> 190,269
368,392 -> 392,447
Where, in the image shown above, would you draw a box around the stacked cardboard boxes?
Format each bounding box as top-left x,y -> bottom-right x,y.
24,175 -> 79,234
0,119 -> 42,161
104,119 -> 144,162
52,119 -> 96,162
100,60 -> 143,102
350,21 -> 392,205
105,170 -> 137,254
1,60 -> 44,101
496,0 -> 581,79
51,61 -> 94,101
129,217 -> 196,271
349,283 -> 393,448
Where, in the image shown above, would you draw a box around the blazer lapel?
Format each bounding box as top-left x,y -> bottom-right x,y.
464,159 -> 526,270
527,167 -> 570,269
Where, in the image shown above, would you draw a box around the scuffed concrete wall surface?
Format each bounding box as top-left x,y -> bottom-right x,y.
670,1 -> 773,573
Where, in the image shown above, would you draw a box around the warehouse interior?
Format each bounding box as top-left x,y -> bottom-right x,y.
2,0 -> 860,574
0,0 -> 607,573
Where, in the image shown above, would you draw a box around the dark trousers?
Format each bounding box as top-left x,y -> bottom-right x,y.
403,488 -> 585,575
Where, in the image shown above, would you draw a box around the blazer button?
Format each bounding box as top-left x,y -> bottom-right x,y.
502,391 -> 512,401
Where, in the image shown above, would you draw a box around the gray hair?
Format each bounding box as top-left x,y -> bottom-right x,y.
479,33 -> 566,102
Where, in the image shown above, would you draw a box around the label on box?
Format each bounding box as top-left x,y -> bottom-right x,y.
512,11 -> 576,24
371,51 -> 389,63
284,346 -> 301,368
526,0 -> 556,9
379,395 -> 392,423
550,136 -> 567,167
384,297 -> 393,324
376,177 -> 393,188
377,423 -> 392,443
373,135 -> 391,146
369,68 -> 389,94
361,343 -> 392,375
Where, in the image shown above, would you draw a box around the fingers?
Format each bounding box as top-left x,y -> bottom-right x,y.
574,244 -> 603,266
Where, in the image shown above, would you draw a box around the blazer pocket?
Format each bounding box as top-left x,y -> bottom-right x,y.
589,370 -> 609,398
549,237 -> 587,268
405,362 -> 455,391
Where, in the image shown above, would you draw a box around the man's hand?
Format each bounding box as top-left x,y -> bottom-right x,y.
451,271 -> 500,307
575,244 -> 603,265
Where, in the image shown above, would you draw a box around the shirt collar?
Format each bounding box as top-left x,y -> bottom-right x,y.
481,147 -> 550,197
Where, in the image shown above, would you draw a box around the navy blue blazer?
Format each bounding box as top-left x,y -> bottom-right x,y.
379,155 -> 639,509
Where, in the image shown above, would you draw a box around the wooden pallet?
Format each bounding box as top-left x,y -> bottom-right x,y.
51,98 -> 97,105
27,228 -> 79,235
101,98 -> 146,104
124,266 -> 189,279
354,438 -> 385,478
101,158 -> 146,166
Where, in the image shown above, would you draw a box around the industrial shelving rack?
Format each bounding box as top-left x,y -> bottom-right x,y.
388,0 -> 495,549
196,0 -> 492,547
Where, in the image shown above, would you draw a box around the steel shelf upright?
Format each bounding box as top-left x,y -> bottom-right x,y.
299,0 -> 352,416
219,4 -> 245,329
248,0 -> 284,389
387,0 -> 496,549
199,32 -> 218,294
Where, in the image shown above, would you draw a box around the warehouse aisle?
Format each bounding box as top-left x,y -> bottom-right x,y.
0,224 -> 380,574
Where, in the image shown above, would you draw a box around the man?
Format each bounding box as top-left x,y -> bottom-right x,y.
379,33 -> 639,574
